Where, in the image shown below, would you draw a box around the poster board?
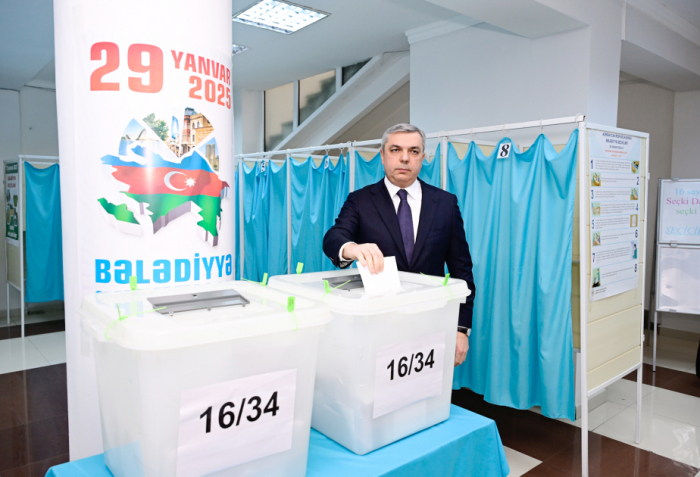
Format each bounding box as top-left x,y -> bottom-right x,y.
657,180 -> 700,244
654,179 -> 700,316
4,161 -> 22,290
579,124 -> 648,394
5,162 -> 19,247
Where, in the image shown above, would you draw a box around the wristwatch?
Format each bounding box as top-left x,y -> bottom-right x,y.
457,326 -> 471,336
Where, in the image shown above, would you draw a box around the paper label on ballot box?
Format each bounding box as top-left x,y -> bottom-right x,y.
176,369 -> 297,477
373,332 -> 446,419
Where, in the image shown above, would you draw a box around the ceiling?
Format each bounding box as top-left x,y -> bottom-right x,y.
230,0 -> 464,90
0,0 -> 54,91
658,0 -> 700,30
0,0 -> 465,92
1,0 -> 699,92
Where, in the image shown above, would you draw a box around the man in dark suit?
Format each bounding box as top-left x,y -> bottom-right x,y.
323,124 -> 475,366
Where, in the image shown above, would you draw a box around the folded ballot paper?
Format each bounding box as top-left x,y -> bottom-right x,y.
356,256 -> 402,297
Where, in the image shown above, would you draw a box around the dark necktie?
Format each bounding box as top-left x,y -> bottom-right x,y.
397,189 -> 414,264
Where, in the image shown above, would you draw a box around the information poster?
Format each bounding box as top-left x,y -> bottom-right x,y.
659,181 -> 700,244
588,130 -> 642,301
5,162 -> 19,247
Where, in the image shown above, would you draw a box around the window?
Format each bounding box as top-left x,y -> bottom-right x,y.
342,59 -> 369,85
264,82 -> 294,151
299,70 -> 335,125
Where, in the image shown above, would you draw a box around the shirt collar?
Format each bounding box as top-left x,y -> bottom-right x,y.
384,176 -> 422,201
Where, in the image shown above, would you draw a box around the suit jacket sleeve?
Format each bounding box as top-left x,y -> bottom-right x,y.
446,195 -> 476,329
323,192 -> 359,269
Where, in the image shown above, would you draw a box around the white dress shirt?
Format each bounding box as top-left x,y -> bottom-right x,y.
339,178 -> 422,263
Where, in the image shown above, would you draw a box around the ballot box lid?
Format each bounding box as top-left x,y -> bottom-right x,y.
79,281 -> 330,350
268,270 -> 470,315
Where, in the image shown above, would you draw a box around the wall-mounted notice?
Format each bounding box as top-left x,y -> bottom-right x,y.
5,162 -> 19,247
589,131 -> 642,301
659,181 -> 700,244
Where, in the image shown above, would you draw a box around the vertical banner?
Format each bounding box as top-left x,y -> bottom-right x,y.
54,0 -> 233,458
588,130 -> 642,301
5,162 -> 19,247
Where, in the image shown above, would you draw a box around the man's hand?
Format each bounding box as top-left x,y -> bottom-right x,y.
454,332 -> 469,366
343,243 -> 384,274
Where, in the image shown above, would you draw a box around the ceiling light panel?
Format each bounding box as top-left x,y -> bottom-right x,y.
232,0 -> 328,34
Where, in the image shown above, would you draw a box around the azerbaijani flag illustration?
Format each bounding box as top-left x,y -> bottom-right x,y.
98,118 -> 229,245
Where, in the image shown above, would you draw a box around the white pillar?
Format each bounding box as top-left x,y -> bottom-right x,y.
54,0 -> 234,459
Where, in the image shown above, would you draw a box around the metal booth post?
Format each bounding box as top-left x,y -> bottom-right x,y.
286,151 -> 292,275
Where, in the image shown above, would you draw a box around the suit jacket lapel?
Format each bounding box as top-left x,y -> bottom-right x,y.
371,180 -> 408,265
412,180 -> 438,267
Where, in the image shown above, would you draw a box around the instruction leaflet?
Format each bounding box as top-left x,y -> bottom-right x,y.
588,131 -> 642,301
5,162 -> 18,247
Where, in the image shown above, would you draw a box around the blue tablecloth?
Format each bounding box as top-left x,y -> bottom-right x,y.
46,405 -> 509,477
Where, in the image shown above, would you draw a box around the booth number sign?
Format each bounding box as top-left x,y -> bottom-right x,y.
176,369 -> 297,477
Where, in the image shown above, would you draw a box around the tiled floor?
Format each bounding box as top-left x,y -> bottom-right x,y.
0,363 -> 69,476
0,310 -> 65,342
0,309 -> 65,327
455,335 -> 700,476
1,330 -> 700,476
0,332 -> 66,375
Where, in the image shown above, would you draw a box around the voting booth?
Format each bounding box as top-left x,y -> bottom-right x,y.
79,282 -> 330,477
269,269 -> 470,455
240,117 -> 650,477
4,156 -> 63,337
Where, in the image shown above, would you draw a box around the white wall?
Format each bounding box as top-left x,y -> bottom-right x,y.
0,90 -> 21,314
233,88 -> 264,156
671,91 -> 700,178
20,86 -> 59,156
617,81 -> 675,310
410,1 -> 623,132
411,25 -> 590,133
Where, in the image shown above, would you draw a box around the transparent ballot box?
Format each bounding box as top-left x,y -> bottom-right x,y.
79,282 -> 331,477
268,270 -> 470,455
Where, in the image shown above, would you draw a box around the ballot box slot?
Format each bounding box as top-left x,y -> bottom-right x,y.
323,274 -> 364,291
147,289 -> 250,315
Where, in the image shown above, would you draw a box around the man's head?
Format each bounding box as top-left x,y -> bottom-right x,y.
380,123 -> 425,188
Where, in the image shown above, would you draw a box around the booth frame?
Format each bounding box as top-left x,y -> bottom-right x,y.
3,155 -> 60,337
234,116 -> 650,477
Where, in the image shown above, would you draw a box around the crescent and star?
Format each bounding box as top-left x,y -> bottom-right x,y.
164,171 -> 195,191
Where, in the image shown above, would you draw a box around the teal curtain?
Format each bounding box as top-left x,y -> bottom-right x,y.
354,150 -> 441,190
25,163 -> 64,303
450,132 -> 578,421
354,151 -> 384,190
420,145 -> 442,188
291,154 -> 349,273
242,160 -> 287,281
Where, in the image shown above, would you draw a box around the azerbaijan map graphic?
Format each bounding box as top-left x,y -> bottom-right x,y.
98,115 -> 229,246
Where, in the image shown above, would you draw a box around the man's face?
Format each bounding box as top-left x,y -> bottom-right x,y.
380,131 -> 424,188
